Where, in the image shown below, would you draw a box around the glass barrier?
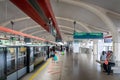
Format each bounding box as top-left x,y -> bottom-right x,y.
30,47 -> 34,65
7,47 -> 17,75
0,48 -> 5,80
18,47 -> 27,70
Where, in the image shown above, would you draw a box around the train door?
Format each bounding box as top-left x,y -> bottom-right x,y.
17,46 -> 27,78
34,47 -> 41,66
0,47 -> 6,80
6,47 -> 17,80
44,46 -> 49,60
34,46 -> 45,66
26,46 -> 34,73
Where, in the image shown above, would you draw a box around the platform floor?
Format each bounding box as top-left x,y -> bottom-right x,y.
21,52 -> 120,80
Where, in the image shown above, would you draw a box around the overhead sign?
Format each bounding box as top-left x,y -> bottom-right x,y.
73,32 -> 103,39
104,38 -> 112,43
24,38 -> 31,43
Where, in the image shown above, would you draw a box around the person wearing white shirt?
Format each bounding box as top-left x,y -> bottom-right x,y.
100,51 -> 107,61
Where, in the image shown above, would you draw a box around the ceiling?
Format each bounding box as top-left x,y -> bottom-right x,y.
75,0 -> 120,14
0,0 -> 120,42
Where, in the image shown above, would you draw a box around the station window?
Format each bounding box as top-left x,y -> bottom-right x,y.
7,48 -> 17,75
18,47 -> 27,70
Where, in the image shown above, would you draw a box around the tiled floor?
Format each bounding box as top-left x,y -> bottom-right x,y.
21,52 -> 120,80
61,53 -> 120,80
20,53 -> 63,80
33,55 -> 63,80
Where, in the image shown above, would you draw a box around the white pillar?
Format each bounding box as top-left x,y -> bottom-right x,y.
73,41 -> 80,53
113,32 -> 120,66
93,40 -> 98,55
93,39 -> 104,60
98,39 -> 104,55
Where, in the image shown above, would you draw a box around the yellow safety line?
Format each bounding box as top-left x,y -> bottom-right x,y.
29,59 -> 51,80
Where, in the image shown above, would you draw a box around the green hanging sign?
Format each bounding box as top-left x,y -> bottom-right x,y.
73,32 -> 103,39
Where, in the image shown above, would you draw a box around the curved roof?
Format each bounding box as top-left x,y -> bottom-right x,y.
0,0 -> 120,42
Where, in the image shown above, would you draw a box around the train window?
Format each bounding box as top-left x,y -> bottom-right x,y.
0,48 -> 5,80
35,47 -> 39,52
41,52 -> 43,56
35,47 -> 41,58
39,47 -> 42,57
34,47 -> 45,66
7,48 -> 17,75
34,47 -> 40,63
18,47 -> 27,70
30,47 -> 34,65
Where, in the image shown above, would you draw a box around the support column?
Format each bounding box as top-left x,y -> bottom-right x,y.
93,40 -> 98,55
98,39 -> 104,60
113,32 -> 120,66
98,40 -> 104,54
93,39 -> 104,60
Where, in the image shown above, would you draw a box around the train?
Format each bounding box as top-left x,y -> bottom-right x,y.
0,45 -> 51,80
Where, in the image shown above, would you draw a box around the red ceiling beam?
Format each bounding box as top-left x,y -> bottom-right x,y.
10,0 -> 49,31
10,0 -> 62,40
0,26 -> 46,41
37,0 -> 62,39
0,26 -> 58,44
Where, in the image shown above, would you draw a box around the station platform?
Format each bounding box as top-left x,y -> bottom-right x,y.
20,52 -> 120,80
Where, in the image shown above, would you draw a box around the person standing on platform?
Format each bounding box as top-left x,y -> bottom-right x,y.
66,46 -> 69,53
101,51 -> 107,72
100,51 -> 107,61
53,53 -> 58,63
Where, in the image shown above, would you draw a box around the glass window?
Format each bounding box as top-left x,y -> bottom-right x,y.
30,47 -> 34,65
41,47 -> 45,56
18,47 -> 27,70
34,47 -> 41,62
0,48 -> 5,80
7,47 -> 17,75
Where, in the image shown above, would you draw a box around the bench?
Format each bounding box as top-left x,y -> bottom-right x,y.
111,66 -> 120,74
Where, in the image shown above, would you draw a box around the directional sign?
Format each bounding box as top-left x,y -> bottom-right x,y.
73,32 -> 103,39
